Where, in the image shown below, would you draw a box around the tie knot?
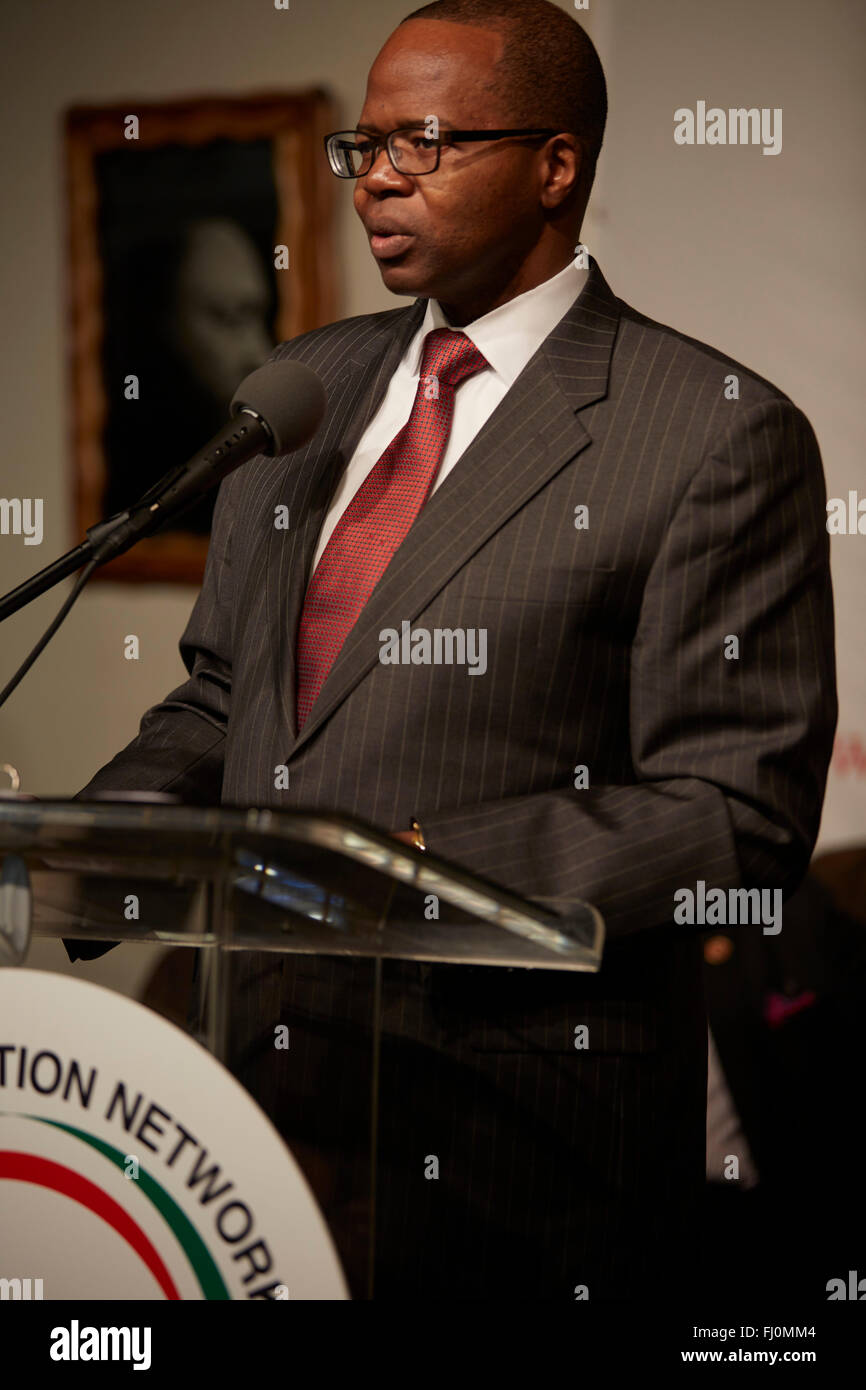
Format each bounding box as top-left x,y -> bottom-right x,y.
418,328 -> 488,392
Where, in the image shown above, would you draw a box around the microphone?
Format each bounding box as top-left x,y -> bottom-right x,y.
87,359 -> 327,564
0,358 -> 327,708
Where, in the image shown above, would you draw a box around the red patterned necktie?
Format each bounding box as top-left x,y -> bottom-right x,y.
295,327 -> 489,730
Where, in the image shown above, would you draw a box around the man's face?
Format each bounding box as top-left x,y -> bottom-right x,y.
354,19 -> 547,315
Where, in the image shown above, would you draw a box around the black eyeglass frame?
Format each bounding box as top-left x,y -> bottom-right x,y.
324,126 -> 559,178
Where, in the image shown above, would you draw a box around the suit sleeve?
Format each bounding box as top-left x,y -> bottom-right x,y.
419,398 -> 838,940
76,468 -> 239,803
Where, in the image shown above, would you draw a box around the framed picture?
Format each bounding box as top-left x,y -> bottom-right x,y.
65,91 -> 336,583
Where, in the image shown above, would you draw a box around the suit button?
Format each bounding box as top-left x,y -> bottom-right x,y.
704,934 -> 734,965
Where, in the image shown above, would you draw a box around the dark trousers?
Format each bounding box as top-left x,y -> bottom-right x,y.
228,953 -> 706,1300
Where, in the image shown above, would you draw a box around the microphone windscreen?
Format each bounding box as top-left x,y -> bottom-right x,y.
231,359 -> 327,455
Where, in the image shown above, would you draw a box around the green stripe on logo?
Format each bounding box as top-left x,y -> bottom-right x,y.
30,1116 -> 230,1300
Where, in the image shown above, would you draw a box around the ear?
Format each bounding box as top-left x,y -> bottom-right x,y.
539,134 -> 582,211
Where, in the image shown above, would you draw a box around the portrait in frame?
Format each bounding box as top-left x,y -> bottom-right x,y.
65,91 -> 336,583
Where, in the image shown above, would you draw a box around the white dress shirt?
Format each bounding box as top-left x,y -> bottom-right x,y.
706,1025 -> 760,1188
310,258 -> 589,571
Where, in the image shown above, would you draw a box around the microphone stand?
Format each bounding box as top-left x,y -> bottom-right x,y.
0,409 -> 271,709
0,471 -> 214,709
0,504 -> 172,709
0,540 -> 94,625
0,456 -> 192,626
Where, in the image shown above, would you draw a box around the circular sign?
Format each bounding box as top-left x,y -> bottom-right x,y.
0,969 -> 348,1299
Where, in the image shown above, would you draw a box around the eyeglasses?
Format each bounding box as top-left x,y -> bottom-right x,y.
325,126 -> 558,178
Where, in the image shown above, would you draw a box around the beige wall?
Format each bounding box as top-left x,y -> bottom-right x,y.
0,0 -> 861,988
0,0 -> 417,810
585,0 -> 865,851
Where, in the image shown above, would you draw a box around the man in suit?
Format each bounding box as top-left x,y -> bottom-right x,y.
75,0 -> 837,1299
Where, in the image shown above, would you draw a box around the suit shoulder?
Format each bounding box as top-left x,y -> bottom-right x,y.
614,298 -> 799,413
269,305 -> 418,371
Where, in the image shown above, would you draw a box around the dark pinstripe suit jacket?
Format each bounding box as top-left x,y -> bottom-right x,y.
83,258 -> 837,945
80,258 -> 837,1292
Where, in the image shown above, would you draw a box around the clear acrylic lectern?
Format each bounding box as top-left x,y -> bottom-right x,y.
0,797 -> 603,1297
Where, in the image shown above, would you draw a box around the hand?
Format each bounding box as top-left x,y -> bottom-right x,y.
392,829 -> 417,845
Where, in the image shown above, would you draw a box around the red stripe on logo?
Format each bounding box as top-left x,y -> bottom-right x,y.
0,1150 -> 181,1299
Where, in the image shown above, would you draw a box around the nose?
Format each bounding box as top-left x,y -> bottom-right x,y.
360,143 -> 413,194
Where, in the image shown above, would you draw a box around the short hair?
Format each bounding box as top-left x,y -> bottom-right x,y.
400,0 -> 607,192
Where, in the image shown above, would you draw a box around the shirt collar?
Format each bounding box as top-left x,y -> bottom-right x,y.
407,258 -> 589,387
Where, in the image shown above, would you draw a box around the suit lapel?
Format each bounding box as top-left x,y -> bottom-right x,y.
284,259 -> 621,757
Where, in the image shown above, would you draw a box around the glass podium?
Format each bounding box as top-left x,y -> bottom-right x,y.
0,797 -> 604,1299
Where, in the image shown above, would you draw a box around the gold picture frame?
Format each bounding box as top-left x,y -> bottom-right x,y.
65,90 -> 336,584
